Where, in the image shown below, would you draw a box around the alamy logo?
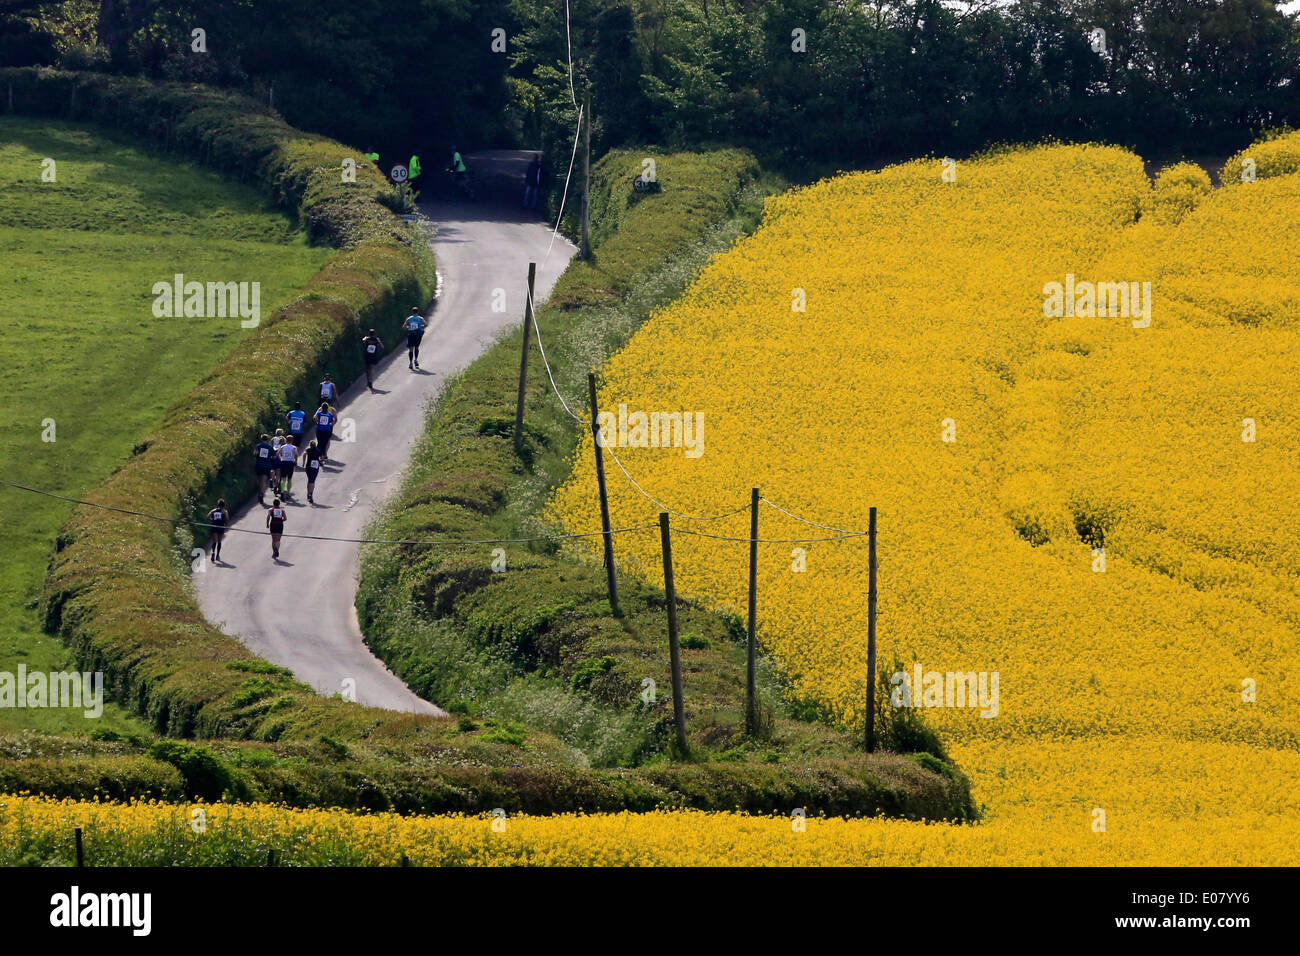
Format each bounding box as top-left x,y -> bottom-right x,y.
0,666 -> 103,718
151,273 -> 261,328
50,886 -> 151,936
890,664 -> 999,718
596,404 -> 704,458
1043,273 -> 1151,328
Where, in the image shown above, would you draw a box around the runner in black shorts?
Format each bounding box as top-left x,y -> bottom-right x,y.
205,499 -> 229,563
319,373 -> 338,407
301,439 -> 323,504
312,403 -> 335,459
252,434 -> 275,504
403,307 -> 426,370
277,435 -> 298,496
362,328 -> 383,391
266,498 -> 287,558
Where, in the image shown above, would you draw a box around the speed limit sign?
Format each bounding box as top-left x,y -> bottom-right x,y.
390,164 -> 409,183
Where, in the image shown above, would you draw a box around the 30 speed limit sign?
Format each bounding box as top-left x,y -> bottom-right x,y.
390,164 -> 409,183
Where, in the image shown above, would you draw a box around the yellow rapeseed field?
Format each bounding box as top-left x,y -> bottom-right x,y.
5,137 -> 1298,865
545,137 -> 1300,863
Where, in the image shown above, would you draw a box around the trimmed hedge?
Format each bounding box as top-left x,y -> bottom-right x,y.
551,148 -> 758,309
0,758 -> 184,803
1,67 -> 437,742
0,734 -> 971,819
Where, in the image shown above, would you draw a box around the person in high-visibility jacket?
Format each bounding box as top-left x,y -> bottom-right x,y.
408,154 -> 421,186
448,147 -> 469,198
365,152 -> 379,166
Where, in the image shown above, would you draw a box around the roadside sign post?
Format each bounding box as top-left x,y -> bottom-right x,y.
581,92 -> 591,259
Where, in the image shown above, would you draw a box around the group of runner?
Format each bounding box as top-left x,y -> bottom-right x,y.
204,309 -> 428,562
362,308 -> 427,389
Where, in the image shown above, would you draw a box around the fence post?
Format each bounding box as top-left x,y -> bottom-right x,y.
513,262 -> 537,455
659,512 -> 689,758
746,487 -> 760,736
865,506 -> 879,753
588,373 -> 621,617
74,826 -> 84,867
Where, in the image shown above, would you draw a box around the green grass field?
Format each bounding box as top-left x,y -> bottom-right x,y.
0,117 -> 332,734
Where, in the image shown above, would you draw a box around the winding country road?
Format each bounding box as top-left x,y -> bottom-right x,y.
196,151 -> 574,714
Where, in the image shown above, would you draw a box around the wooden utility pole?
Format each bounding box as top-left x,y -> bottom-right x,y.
580,91 -> 591,259
746,487 -> 760,736
513,262 -> 537,455
587,373 -> 621,617
659,512 -> 689,757
865,506 -> 879,753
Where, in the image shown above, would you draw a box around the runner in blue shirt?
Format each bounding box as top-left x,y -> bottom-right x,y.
286,401 -> 307,438
403,307 -> 426,370
252,434 -> 275,505
313,402 -> 336,459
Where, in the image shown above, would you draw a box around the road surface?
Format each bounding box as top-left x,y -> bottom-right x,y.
196,151 -> 573,713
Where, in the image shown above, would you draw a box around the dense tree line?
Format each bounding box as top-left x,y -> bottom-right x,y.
4,1 -> 1299,177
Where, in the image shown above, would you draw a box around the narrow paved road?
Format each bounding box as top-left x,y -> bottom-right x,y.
196,152 -> 574,713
